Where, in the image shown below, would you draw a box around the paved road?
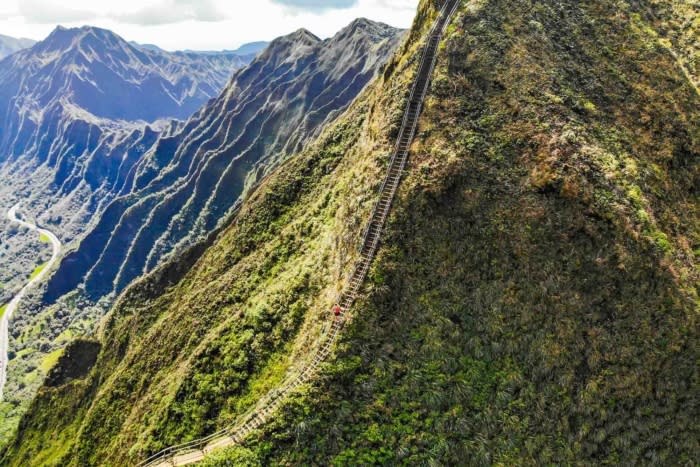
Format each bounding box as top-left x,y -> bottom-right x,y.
0,204 -> 61,401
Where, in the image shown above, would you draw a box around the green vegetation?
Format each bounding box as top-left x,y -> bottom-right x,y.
29,263 -> 47,280
2,0 -> 698,465
39,349 -> 63,373
643,0 -> 699,88
0,213 -> 62,446
0,292 -> 107,448
0,304 -> 6,319
0,7 -> 427,462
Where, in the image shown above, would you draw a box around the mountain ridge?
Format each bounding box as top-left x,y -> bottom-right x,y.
3,0 -> 698,464
0,23 -> 254,257
0,34 -> 35,60
44,18 -> 405,303
0,23 -> 254,444
1,25 -> 251,123
0,18 -> 404,449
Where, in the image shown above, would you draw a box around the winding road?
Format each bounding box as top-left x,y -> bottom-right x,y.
0,204 -> 61,401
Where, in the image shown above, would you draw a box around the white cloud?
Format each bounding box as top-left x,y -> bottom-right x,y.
17,0 -> 93,24
114,0 -> 226,25
0,0 -> 420,50
375,0 -> 416,10
270,0 -> 358,13
0,0 -> 18,19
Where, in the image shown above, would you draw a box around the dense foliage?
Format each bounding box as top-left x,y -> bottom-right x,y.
0,19 -> 402,450
3,0 -> 698,465
236,0 -> 698,463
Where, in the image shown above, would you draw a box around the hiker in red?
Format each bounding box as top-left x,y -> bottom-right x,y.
332,304 -> 342,317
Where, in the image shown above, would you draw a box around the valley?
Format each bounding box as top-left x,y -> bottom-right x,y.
0,16 -> 405,450
0,26 -> 260,447
0,26 -> 258,308
0,0 -> 698,465
0,205 -> 61,401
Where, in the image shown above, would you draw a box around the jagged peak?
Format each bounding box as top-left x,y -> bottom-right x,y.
254,27 -> 321,63
288,28 -> 321,45
46,25 -> 114,40
39,25 -> 129,54
332,17 -> 401,42
348,17 -> 385,30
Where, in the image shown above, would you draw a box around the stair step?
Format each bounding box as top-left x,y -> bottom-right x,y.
138,4 -> 461,467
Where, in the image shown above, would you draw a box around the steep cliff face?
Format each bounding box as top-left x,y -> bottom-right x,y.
5,0 -> 698,465
45,19 -> 404,302
0,26 -> 250,224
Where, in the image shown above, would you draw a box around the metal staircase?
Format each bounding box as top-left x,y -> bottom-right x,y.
140,1 -> 460,465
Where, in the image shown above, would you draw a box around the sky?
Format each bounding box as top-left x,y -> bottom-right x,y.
0,0 -> 420,51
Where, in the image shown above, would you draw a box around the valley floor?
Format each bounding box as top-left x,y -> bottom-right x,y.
0,205 -> 61,400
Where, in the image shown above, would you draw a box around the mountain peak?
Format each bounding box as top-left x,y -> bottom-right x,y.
332,18 -> 402,44
0,24 -> 254,122
40,25 -> 126,53
290,28 -> 321,44
259,28 -> 321,62
48,25 -> 110,38
348,17 -> 377,29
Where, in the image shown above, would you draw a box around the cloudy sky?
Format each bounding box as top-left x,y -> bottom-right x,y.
0,0 -> 419,51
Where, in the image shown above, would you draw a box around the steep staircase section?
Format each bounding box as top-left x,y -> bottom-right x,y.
140,1 -> 460,465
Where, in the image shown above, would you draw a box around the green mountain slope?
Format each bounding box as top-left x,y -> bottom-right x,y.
644,0 -> 699,87
3,0 -> 698,465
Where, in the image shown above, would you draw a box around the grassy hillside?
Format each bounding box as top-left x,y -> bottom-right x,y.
3,0 -> 698,465
645,0 -> 699,87
0,3 -> 433,464
231,0 -> 698,463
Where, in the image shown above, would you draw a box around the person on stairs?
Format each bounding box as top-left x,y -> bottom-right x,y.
332,304 -> 342,317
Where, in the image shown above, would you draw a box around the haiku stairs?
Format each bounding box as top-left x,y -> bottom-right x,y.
140,1 -> 460,465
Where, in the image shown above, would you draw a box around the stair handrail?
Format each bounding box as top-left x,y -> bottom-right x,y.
138,2 -> 460,465
360,0 -> 458,251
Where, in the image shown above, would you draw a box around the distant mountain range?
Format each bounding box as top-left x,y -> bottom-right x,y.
0,18 -> 404,446
228,41 -> 270,56
0,26 -> 252,123
0,25 -> 254,306
47,18 -> 404,302
3,34 -> 268,62
0,34 -> 35,59
130,40 -> 269,58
